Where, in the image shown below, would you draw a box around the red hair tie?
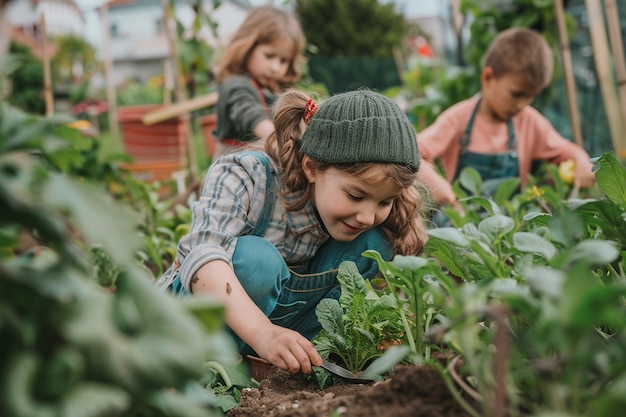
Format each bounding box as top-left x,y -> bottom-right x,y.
303,98 -> 318,124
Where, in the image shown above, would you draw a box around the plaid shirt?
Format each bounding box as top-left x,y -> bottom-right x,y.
156,151 -> 329,292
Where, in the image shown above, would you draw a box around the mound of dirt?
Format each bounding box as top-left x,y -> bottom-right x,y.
227,363 -> 474,417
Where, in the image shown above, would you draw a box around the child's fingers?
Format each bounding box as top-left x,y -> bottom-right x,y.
300,338 -> 322,367
286,336 -> 321,374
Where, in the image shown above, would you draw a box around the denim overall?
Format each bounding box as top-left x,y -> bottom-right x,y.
432,100 -> 519,227
455,98 -> 519,195
168,152 -> 392,355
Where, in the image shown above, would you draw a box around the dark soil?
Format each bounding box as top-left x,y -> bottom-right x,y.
227,363 -> 474,417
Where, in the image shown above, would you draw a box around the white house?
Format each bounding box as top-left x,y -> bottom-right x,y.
104,0 -> 251,87
6,0 -> 85,39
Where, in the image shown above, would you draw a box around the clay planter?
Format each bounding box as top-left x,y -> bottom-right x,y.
198,113 -> 217,160
117,104 -> 187,183
246,355 -> 274,381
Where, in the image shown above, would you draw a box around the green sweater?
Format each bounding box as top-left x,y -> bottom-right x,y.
213,75 -> 277,143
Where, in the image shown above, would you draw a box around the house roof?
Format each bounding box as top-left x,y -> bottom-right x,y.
107,0 -> 135,7
10,25 -> 58,59
34,0 -> 86,22
107,0 -> 251,8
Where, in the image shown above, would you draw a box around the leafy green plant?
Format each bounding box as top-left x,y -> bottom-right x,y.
313,261 -> 405,373
119,176 -> 192,278
420,151 -> 626,417
0,101 -> 237,416
116,79 -> 164,106
364,250 -> 457,363
6,43 -> 45,114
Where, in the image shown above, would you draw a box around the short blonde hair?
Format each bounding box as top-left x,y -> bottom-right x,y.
483,27 -> 554,90
213,6 -> 305,92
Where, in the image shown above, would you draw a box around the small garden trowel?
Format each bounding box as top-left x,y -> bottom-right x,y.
320,359 -> 378,383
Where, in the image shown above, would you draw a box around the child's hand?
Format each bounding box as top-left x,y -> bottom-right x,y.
435,187 -> 464,215
573,158 -> 596,189
251,324 -> 322,374
430,183 -> 457,208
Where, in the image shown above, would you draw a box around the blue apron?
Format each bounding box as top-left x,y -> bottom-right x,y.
455,98 -> 519,196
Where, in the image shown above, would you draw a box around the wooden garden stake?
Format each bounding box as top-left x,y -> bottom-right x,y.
0,3 -> 10,69
99,2 -> 119,142
40,14 -> 53,117
554,0 -> 583,147
143,92 -> 218,125
585,0 -> 626,155
160,0 -> 198,181
604,0 -> 626,140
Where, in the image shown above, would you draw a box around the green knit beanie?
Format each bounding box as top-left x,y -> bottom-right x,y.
300,90 -> 420,172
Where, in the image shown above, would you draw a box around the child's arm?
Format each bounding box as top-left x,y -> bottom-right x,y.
524,107 -> 596,189
416,98 -> 472,210
253,118 -> 275,141
192,260 -> 323,374
216,75 -> 272,142
418,161 -> 457,206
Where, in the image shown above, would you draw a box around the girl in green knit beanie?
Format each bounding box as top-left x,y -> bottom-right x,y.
158,89 -> 429,376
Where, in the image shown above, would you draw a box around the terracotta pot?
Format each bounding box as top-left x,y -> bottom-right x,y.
246,355 -> 274,381
198,113 -> 217,160
117,104 -> 187,183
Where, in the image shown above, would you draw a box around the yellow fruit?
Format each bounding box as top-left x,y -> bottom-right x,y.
67,120 -> 92,130
559,159 -> 575,185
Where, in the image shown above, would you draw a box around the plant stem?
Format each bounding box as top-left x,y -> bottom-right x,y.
204,361 -> 232,388
436,364 -> 483,417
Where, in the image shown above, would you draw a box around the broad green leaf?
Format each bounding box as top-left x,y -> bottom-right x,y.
493,177 -> 521,206
423,238 -> 471,280
490,278 -> 530,298
478,214 -> 515,240
337,261 -> 367,309
524,266 -> 565,298
362,345 -> 412,378
548,205 -> 585,248
462,195 -> 501,215
183,295 -> 225,333
460,222 -> 483,240
61,272 -> 208,393
427,227 -> 470,246
594,152 -> 626,208
567,197 -> 597,211
471,239 -> 496,258
60,383 -> 132,417
567,283 -> 626,330
522,211 -> 551,228
575,199 -> 626,244
391,255 -> 430,271
559,265 -> 625,329
315,298 -> 344,333
147,383 -> 224,417
565,240 -> 619,266
458,166 -> 482,196
513,232 -> 557,260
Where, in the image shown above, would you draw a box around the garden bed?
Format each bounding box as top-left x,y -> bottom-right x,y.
228,363 -> 472,417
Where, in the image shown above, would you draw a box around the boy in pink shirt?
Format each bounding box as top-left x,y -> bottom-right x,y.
417,27 -> 595,211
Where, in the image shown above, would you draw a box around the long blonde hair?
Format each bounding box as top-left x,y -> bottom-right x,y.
213,6 -> 305,92
266,89 -> 429,256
